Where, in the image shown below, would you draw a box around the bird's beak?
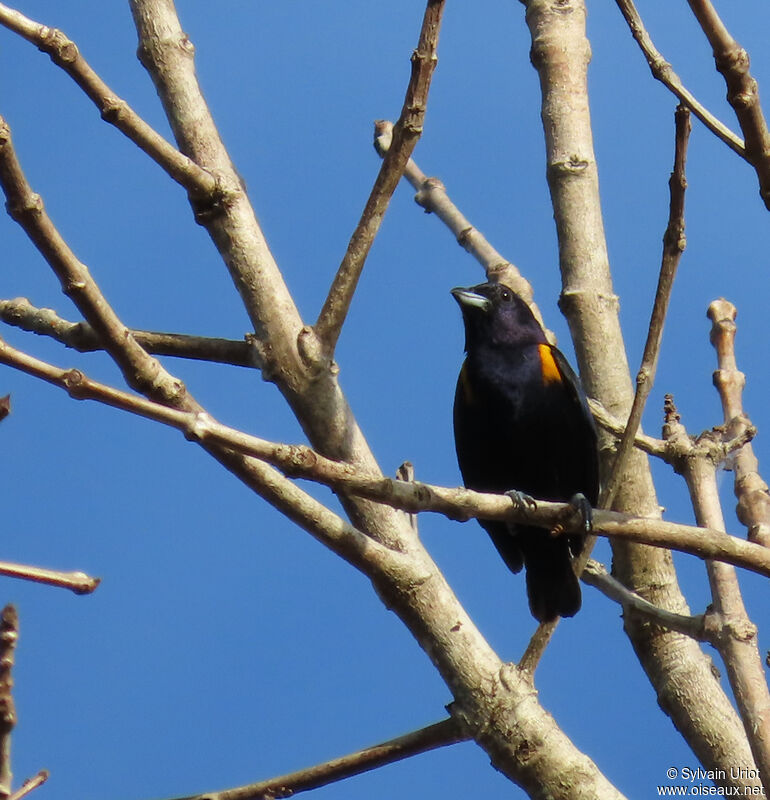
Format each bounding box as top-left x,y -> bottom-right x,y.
451,287 -> 490,312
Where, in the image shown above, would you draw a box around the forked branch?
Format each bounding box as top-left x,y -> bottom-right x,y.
0,116 -> 192,407
614,0 -> 745,157
0,3 -> 218,199
662,396 -> 770,787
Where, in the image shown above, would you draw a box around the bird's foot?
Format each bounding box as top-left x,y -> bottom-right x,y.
551,492 -> 593,537
505,489 -> 537,515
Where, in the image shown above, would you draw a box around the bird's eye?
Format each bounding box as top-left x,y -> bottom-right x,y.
500,289 -> 512,302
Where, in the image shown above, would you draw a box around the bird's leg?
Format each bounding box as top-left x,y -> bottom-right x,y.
569,492 -> 593,533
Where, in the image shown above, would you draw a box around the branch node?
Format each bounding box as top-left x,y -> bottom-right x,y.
39,26 -> 78,65
100,96 -> 128,124
61,368 -> 86,398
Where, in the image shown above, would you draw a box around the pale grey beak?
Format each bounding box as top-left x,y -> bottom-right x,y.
451,287 -> 490,312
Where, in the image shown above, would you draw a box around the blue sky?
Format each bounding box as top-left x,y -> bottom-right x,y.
2,2 -> 770,798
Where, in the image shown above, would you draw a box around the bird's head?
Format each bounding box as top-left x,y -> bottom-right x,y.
451,282 -> 547,352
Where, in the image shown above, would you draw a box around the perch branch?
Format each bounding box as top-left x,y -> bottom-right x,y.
0,606 -> 17,800
173,718 -> 466,800
614,0 -> 745,157
708,300 -> 770,546
0,3 -> 219,198
0,335 -> 395,571
663,396 -> 770,787
686,0 -> 770,208
314,0 -> 445,358
2,337 -> 770,579
0,298 -> 256,368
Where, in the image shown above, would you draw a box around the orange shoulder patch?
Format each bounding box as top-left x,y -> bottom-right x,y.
538,344 -> 562,385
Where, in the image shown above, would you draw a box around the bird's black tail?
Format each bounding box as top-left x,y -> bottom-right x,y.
519,529 -> 582,622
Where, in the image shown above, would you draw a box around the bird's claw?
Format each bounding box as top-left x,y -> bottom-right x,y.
568,492 -> 593,533
505,489 -> 537,513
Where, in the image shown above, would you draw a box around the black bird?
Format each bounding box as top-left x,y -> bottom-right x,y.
451,282 -> 599,622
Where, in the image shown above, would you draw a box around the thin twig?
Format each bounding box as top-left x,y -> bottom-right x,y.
600,105 -> 691,510
587,398 -> 667,456
0,606 -> 18,800
524,106 -> 693,680
614,0 -> 745,158
173,718 -> 466,800
0,3 -> 218,199
372,120 -> 553,338
582,560 -> 708,641
663,396 -> 770,787
0,561 -> 99,595
1,337 -> 770,579
517,622 -> 558,674
8,771 -> 48,800
314,0 -> 446,358
708,300 -> 770,546
0,298 -> 256,368
686,0 -> 770,208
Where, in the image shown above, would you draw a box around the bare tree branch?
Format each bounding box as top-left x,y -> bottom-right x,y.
0,107 -> 409,588
0,116 -> 192,406
0,561 -> 99,595
0,606 -> 17,800
8,771 -> 48,800
173,718 -> 467,800
588,397 -> 668,457
128,0 -> 421,558
582,560 -> 709,642
521,0 -> 758,783
708,299 -> 770,547
10,21 -> 627,798
526,105 -> 693,681
686,0 -> 770,209
600,105 -> 690,510
662,396 -> 770,788
0,3 -> 218,198
372,119 -> 553,339
0,298 -> 256,368
313,1 -> 446,358
2,336 -> 770,582
129,0 -> 314,398
613,0 -> 745,157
